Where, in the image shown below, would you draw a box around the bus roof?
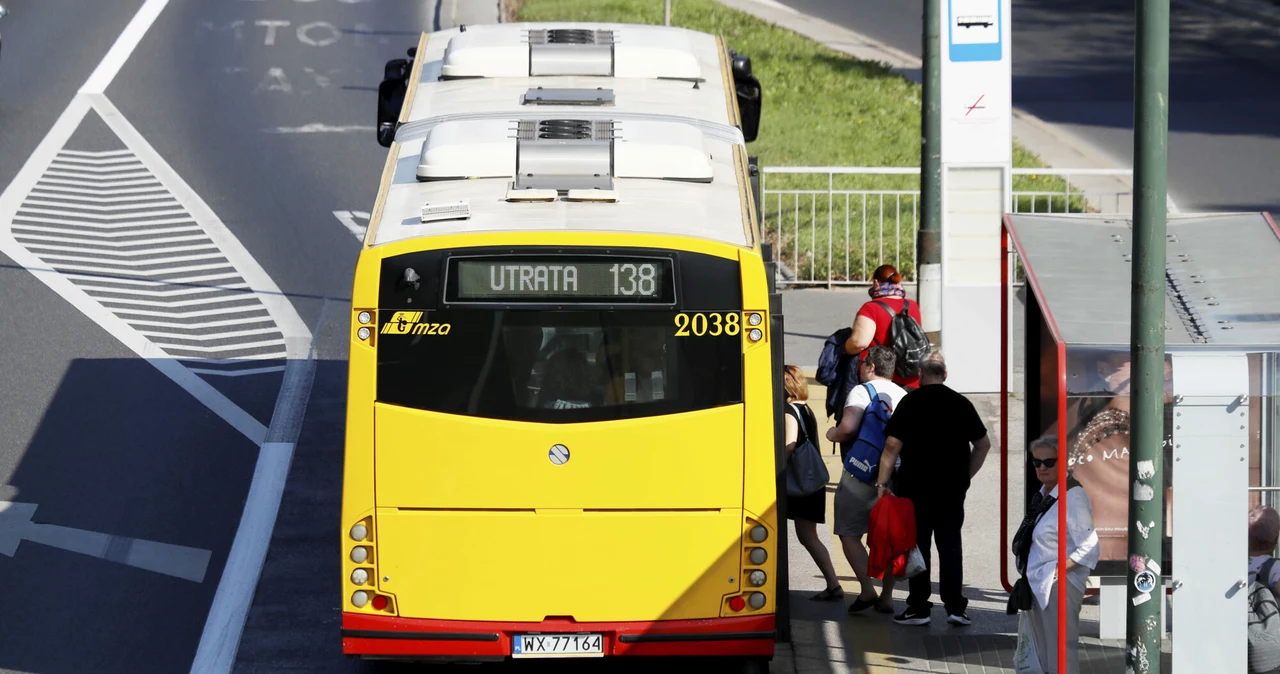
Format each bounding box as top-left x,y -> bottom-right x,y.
372,118 -> 756,249
399,23 -> 739,137
368,23 -> 759,251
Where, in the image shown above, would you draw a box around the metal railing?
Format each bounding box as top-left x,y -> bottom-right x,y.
761,166 -> 1134,286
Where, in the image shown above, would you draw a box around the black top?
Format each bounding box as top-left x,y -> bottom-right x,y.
784,401 -> 820,450
882,383 -> 988,501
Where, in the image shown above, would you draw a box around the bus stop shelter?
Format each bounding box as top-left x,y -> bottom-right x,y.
999,212 -> 1280,672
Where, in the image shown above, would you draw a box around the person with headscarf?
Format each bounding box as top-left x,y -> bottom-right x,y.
844,264 -> 923,389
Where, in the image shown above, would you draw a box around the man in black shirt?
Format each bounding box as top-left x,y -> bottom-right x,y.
873,352 -> 991,627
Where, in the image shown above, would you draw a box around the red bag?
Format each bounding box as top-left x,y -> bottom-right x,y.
867,493 -> 918,580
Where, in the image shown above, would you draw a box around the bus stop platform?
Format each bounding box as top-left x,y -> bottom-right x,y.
772,380 -> 1173,673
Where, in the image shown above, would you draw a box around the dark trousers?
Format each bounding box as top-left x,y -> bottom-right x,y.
906,496 -> 968,615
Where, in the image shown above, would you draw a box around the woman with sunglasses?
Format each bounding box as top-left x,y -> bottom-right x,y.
1011,435 -> 1099,673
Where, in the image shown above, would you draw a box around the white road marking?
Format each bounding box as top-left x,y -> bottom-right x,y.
257,67 -> 293,93
4,6 -> 323,672
332,209 -> 370,239
80,0 -> 172,95
0,98 -> 269,442
268,123 -> 374,134
59,149 -> 134,158
96,94 -> 311,346
0,502 -> 212,582
190,299 -> 325,673
297,21 -> 341,46
255,19 -> 289,45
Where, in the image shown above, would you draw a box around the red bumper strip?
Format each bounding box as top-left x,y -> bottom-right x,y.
617,631 -> 775,643
342,629 -> 499,642
342,612 -> 775,658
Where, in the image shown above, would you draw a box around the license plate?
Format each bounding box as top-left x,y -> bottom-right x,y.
512,633 -> 604,658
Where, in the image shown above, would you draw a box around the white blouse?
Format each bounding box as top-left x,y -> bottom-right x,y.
1026,484 -> 1100,610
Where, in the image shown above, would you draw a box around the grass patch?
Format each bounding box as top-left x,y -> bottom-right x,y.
516,0 -> 1084,281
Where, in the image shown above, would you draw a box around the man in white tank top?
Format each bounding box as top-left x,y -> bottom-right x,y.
826,346 -> 907,613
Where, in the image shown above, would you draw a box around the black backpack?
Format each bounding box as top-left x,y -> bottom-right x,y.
1249,558 -> 1280,673
874,300 -> 931,379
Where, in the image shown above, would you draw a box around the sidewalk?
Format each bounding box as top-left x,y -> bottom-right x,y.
770,379 -> 1173,673
774,285 -> 1171,671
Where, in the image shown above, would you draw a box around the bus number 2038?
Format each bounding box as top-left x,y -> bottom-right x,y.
673,312 -> 741,337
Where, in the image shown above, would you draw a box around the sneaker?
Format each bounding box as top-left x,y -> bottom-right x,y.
893,606 -> 931,626
947,612 -> 972,626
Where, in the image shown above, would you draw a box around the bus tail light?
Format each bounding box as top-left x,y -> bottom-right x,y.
729,596 -> 746,612
371,595 -> 388,611
352,591 -> 370,608
749,570 -> 766,586
353,309 -> 376,345
748,592 -> 766,609
746,312 -> 763,326
749,525 -> 768,542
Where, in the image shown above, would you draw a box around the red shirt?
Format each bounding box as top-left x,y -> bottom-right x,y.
856,296 -> 922,389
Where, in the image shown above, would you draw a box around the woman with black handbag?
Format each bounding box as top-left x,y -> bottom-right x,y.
783,365 -> 843,601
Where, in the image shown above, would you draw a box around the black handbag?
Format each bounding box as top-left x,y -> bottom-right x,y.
1007,490 -> 1058,614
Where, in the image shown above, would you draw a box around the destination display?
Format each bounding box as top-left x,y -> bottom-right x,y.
449,257 -> 674,303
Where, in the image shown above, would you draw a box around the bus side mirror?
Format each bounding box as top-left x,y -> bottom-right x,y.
376,57 -> 410,147
731,53 -> 762,143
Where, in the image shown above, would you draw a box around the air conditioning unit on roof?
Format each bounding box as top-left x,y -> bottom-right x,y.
439,25 -> 702,80
416,117 -> 714,191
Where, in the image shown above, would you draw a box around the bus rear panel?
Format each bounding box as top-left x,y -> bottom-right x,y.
341,243 -> 777,661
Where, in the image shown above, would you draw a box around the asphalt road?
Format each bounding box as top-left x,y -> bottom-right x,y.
777,0 -> 1280,214
0,0 -> 480,671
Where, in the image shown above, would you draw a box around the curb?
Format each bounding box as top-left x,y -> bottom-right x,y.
1176,0 -> 1280,26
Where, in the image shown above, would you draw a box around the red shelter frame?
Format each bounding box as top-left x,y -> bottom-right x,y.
1000,213 -> 1068,673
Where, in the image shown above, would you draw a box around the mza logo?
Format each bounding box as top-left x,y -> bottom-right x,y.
381,311 -> 451,336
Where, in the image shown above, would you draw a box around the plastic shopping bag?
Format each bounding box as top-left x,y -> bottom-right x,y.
1013,611 -> 1045,674
894,546 -> 926,580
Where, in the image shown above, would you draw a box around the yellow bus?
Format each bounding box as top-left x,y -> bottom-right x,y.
342,23 -> 776,670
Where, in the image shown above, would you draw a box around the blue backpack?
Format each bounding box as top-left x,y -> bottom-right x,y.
843,383 -> 893,483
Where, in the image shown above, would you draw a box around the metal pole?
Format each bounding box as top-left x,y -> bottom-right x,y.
1126,0 -> 1170,670
664,0 -> 671,25
1263,352 -> 1275,511
918,0 -> 942,345
764,242 -> 791,643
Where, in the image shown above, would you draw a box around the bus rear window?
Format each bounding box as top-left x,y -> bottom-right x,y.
375,309 -> 743,423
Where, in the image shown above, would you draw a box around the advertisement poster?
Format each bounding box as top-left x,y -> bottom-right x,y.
1043,349 -> 1175,565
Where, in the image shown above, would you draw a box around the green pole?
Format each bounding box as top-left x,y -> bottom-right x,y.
918,0 -> 942,344
1126,0 -> 1169,670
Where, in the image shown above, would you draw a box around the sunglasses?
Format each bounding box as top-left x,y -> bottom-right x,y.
1030,457 -> 1058,469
